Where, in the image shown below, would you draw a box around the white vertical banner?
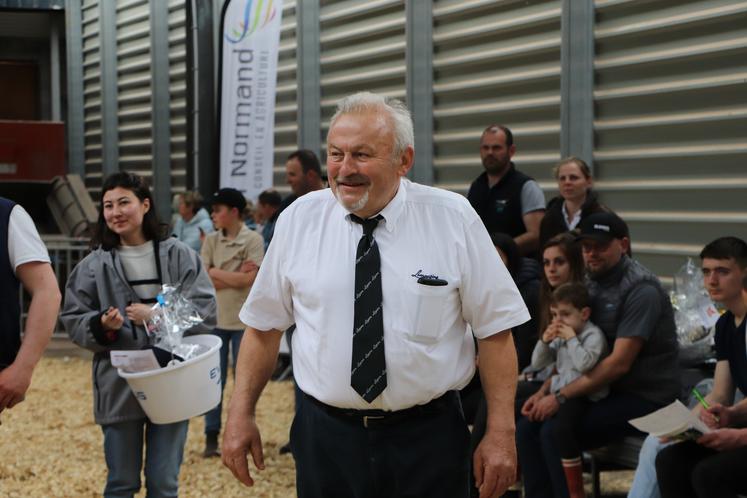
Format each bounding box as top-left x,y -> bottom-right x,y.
219,0 -> 283,199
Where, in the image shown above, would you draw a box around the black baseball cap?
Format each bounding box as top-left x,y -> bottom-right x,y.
576,212 -> 629,243
210,188 -> 246,211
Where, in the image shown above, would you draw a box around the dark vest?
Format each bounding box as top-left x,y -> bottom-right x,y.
467,164 -> 532,238
586,256 -> 679,405
0,198 -> 21,369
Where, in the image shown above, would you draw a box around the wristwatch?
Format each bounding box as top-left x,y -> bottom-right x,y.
554,392 -> 567,405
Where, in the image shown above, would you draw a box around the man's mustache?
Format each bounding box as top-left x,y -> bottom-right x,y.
334,174 -> 370,185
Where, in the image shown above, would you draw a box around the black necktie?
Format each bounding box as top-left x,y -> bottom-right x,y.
350,214 -> 387,403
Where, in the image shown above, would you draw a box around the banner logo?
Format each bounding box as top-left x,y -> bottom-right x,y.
225,0 -> 277,44
220,0 -> 282,199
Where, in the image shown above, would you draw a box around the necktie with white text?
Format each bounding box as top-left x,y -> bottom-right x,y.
350,214 -> 387,403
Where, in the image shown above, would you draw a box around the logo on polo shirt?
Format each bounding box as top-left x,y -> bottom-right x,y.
411,269 -> 439,281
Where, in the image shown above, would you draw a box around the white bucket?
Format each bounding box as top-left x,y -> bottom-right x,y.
118,334 -> 222,424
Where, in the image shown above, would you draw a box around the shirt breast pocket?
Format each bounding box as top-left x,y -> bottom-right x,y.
398,279 -> 457,343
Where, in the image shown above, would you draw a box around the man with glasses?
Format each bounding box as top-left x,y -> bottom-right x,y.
515,211 -> 679,498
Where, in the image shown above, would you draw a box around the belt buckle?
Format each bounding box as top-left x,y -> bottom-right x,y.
363,415 -> 385,428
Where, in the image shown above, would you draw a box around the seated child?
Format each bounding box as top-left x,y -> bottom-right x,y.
520,282 -> 609,498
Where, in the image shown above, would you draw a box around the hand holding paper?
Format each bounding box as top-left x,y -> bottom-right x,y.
629,400 -> 712,442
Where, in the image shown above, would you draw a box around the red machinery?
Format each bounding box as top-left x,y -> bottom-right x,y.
0,120 -> 65,182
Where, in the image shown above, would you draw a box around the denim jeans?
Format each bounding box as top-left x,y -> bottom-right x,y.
628,434 -> 671,498
204,327 -> 243,435
101,419 -> 189,498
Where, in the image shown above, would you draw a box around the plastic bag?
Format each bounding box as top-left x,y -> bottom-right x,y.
145,284 -> 206,362
670,258 -> 719,346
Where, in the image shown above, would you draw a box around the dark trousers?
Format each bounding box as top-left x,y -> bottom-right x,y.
553,397 -> 590,459
516,391 -> 660,498
469,380 -> 543,497
656,440 -> 747,498
203,327 -> 243,435
292,392 -> 471,498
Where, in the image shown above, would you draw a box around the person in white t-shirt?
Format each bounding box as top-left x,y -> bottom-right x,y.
0,198 -> 60,415
221,92 -> 530,498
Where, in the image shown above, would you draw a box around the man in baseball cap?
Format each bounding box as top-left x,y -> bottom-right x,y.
517,209 -> 679,498
210,188 -> 247,212
202,186 -> 264,457
575,212 -> 630,276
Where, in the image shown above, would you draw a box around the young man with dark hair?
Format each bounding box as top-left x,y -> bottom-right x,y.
628,236 -> 747,498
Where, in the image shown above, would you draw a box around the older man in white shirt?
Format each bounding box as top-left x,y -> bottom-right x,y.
222,92 -> 529,498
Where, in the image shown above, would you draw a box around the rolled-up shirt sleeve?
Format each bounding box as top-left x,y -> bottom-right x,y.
459,216 -> 531,339
238,216 -> 294,332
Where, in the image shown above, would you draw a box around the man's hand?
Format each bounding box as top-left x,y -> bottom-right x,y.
125,303 -> 153,324
473,430 -> 517,498
0,363 -> 32,412
528,393 -> 560,422
697,428 -> 747,452
222,412 -> 266,486
101,306 -> 124,330
520,391 -> 544,417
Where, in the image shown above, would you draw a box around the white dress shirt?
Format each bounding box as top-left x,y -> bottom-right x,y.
239,178 -> 530,411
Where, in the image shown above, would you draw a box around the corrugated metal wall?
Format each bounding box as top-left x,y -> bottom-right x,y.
77,0 -> 188,197
168,0 -> 187,191
432,0 -> 562,191
319,0 -> 406,154
81,0 -> 102,188
593,0 -> 747,278
70,0 -> 746,278
115,0 -> 151,176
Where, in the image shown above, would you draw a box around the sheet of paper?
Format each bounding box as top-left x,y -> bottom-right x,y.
628,399 -> 712,437
111,350 -> 160,373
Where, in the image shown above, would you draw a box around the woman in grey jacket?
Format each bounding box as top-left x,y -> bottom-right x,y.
61,172 -> 216,498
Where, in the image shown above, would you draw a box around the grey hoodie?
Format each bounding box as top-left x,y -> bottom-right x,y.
61,237 -> 217,425
530,321 -> 609,401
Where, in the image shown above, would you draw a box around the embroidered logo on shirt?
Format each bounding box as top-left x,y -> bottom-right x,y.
494,199 -> 508,214
411,269 -> 439,281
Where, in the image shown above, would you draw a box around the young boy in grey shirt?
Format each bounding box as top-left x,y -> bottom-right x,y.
522,282 -> 608,498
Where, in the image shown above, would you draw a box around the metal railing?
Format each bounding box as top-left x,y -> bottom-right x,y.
19,235 -> 91,338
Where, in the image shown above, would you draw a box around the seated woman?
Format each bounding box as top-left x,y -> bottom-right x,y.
539,156 -> 607,249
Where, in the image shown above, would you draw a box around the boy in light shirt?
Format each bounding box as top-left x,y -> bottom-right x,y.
201,188 -> 264,457
521,282 -> 608,498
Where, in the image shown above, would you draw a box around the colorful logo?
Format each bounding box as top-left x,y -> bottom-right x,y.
225,0 -> 277,44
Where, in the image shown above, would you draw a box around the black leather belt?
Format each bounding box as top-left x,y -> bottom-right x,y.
305,391 -> 457,428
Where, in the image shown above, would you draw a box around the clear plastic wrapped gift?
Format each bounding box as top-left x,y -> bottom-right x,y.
670,258 -> 720,348
145,284 -> 207,362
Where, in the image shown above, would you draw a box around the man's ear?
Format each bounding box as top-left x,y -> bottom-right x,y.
508,144 -> 517,159
397,146 -> 414,176
581,306 -> 591,321
619,237 -> 631,255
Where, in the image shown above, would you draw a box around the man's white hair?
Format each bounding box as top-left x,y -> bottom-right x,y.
328,92 -> 415,157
